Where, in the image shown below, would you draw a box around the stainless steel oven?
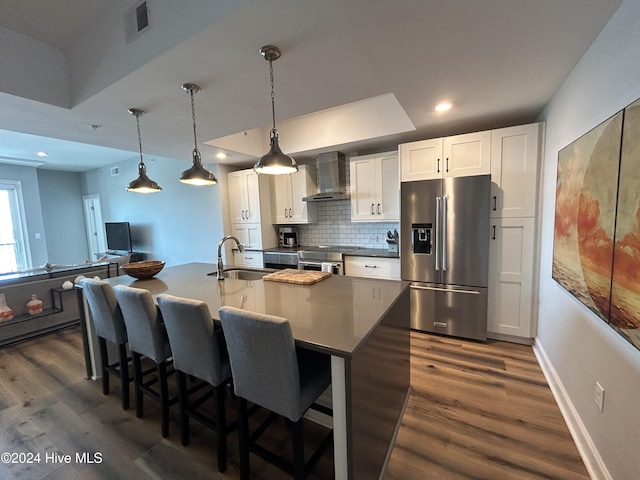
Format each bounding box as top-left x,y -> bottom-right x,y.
297,259 -> 344,275
263,251 -> 298,270
297,246 -> 359,275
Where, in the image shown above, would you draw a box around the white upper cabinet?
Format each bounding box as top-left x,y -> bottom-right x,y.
400,131 -> 491,181
271,164 -> 318,224
490,123 -> 542,218
228,169 -> 262,223
350,151 -> 399,222
399,138 -> 443,181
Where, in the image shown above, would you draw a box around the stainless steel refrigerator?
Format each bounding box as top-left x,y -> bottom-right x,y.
401,175 -> 490,340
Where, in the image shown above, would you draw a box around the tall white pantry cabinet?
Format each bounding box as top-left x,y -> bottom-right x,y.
487,122 -> 542,341
399,122 -> 542,341
227,169 -> 277,267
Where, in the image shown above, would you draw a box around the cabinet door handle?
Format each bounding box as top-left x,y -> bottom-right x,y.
288,208 -> 292,217
446,157 -> 449,172
493,196 -> 497,211
371,203 -> 375,215
492,225 -> 496,240
365,265 -> 378,268
284,208 -> 288,218
437,158 -> 440,173
377,203 -> 381,215
241,210 -> 245,220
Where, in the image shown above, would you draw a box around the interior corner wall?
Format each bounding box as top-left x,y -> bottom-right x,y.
37,169 -> 89,265
81,155 -> 225,267
535,1 -> 640,479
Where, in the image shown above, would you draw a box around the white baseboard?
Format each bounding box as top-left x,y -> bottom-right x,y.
533,340 -> 611,480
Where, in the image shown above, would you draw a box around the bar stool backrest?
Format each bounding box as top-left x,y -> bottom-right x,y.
157,294 -> 229,387
81,278 -> 127,344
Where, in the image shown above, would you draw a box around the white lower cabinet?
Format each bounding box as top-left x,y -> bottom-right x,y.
487,217 -> 535,339
345,256 -> 400,280
231,250 -> 264,268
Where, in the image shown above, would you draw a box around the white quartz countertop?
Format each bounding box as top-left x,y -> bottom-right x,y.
103,262 -> 408,357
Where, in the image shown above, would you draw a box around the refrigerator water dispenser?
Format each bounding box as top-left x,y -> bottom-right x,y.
412,223 -> 432,254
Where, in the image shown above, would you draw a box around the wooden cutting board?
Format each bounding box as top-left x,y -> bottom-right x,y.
263,268 -> 331,285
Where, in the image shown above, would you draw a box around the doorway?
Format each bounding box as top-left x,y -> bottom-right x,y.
83,194 -> 107,260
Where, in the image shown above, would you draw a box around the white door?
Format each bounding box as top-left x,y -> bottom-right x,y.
83,194 -> 106,259
350,155 -> 378,221
272,174 -> 291,224
378,152 -> 399,221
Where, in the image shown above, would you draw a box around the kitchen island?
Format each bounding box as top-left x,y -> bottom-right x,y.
79,262 -> 410,480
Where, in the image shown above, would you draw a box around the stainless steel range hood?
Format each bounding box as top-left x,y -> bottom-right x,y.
303,151 -> 349,202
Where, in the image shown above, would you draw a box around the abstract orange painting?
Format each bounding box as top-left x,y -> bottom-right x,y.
611,99 -> 640,349
554,97 -> 640,351
553,112 -> 622,321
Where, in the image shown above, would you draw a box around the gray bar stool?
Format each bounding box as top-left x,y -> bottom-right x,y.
156,294 -> 233,473
80,278 -> 131,410
218,306 -> 333,480
113,285 -> 177,438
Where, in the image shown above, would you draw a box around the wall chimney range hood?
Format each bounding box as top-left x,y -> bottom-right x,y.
303,151 -> 349,202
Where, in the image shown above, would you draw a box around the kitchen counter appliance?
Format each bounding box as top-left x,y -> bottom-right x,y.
263,251 -> 298,270
297,245 -> 359,275
401,175 -> 490,340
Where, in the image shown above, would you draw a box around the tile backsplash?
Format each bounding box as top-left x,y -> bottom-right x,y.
297,200 -> 398,249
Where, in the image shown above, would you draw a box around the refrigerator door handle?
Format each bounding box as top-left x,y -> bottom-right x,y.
410,284 -> 481,295
435,196 -> 441,271
442,196 -> 447,271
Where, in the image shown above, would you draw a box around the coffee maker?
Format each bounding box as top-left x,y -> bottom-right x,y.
279,227 -> 299,248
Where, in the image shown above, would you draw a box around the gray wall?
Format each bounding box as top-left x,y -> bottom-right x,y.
37,169 -> 89,264
0,164 -> 48,268
82,154 -> 226,267
536,1 -> 640,478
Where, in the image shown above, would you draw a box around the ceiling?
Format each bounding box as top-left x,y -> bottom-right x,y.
0,0 -> 622,172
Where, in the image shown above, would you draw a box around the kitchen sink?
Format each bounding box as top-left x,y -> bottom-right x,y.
207,268 -> 274,280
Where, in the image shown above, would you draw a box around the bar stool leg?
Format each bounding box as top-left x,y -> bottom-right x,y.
98,337 -> 109,395
292,419 -> 305,480
238,397 -> 250,480
177,372 -> 190,446
118,343 -> 130,410
215,384 -> 227,472
132,352 -> 144,418
158,361 -> 170,438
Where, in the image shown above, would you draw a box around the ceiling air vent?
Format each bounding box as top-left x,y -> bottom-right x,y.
125,1 -> 150,43
111,167 -> 119,176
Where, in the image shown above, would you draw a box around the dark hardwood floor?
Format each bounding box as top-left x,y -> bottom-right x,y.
0,327 -> 589,479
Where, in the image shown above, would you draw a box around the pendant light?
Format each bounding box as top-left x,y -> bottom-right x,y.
126,108 -> 162,193
180,83 -> 218,186
253,45 -> 298,175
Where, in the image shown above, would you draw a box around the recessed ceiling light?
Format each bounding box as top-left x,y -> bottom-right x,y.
216,152 -> 227,159
435,102 -> 453,112
36,151 -> 48,157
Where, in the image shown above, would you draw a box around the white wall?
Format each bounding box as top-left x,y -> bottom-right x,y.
536,1 -> 640,478
82,155 -> 225,267
37,170 -> 89,264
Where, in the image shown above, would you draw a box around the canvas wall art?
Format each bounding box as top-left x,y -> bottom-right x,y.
553,97 -> 640,351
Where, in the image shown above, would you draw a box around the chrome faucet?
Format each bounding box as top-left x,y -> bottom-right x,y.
217,235 -> 244,280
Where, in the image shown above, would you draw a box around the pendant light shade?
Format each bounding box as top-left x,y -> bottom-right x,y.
253,45 -> 298,175
180,83 -> 218,186
126,108 -> 161,193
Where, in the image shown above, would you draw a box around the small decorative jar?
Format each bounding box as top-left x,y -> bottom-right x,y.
27,294 -> 44,315
62,280 -> 73,290
0,293 -> 14,321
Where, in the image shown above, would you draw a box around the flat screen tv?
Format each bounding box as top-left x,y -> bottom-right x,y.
105,222 -> 132,252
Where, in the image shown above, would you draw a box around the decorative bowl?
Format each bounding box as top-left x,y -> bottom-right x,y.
121,260 -> 165,279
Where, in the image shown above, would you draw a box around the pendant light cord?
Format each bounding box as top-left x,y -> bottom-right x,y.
269,58 -> 277,138
135,113 -> 145,169
190,89 -> 199,149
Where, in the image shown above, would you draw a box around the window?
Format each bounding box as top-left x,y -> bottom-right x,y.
0,181 -> 31,274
